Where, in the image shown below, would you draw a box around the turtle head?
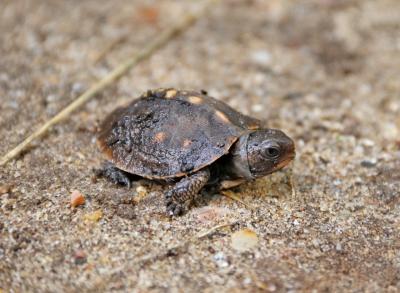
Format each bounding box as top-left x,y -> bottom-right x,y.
229,129 -> 295,179
246,129 -> 295,177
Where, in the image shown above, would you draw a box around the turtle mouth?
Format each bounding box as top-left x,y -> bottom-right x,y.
255,155 -> 295,177
274,151 -> 296,171
276,156 -> 295,170
277,143 -> 296,169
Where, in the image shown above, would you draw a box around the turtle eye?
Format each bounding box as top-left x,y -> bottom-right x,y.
263,143 -> 281,159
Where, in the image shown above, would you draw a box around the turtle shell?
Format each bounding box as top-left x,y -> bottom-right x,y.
97,89 -> 261,179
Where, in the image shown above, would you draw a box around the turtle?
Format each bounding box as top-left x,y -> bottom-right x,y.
96,88 -> 295,216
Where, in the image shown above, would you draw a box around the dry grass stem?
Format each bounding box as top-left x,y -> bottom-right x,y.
220,190 -> 251,209
196,221 -> 239,239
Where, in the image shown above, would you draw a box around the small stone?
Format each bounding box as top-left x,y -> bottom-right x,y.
250,50 -> 271,66
84,210 -> 103,222
136,185 -> 147,196
73,250 -> 87,265
231,229 -> 259,252
361,158 -> 377,168
213,252 -> 229,268
70,190 -> 85,208
135,185 -> 148,202
333,179 -> 342,186
243,277 -> 252,285
251,104 -> 264,113
321,244 -> 331,252
0,185 -> 11,195
354,177 -> 363,185
360,139 -> 375,147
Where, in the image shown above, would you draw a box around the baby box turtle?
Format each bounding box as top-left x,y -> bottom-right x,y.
96,88 -> 295,216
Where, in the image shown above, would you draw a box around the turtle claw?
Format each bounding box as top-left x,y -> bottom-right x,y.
163,169 -> 210,216
94,162 -> 132,188
166,201 -> 184,216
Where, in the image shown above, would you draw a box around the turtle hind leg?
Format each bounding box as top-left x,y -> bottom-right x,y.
94,162 -> 135,188
165,168 -> 210,216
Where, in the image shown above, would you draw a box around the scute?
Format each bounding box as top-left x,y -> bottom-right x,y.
97,89 -> 262,179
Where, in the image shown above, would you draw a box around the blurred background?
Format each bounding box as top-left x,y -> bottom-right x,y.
1,0 -> 399,291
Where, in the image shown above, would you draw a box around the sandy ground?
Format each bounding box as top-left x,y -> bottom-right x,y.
1,0 -> 399,292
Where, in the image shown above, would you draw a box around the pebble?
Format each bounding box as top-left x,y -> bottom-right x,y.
84,210 -> 103,222
136,185 -> 147,196
361,158 -> 377,168
251,104 -> 264,113
73,250 -> 87,265
243,277 -> 252,285
70,190 -> 85,208
360,139 -> 375,147
231,229 -> 259,252
134,186 -> 148,203
213,252 -> 229,268
0,185 -> 11,195
250,50 -> 272,66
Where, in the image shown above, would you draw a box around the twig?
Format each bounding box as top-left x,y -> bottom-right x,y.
0,0 -> 220,167
288,164 -> 297,199
93,35 -> 128,64
220,190 -> 251,209
290,176 -> 296,199
196,221 -> 239,238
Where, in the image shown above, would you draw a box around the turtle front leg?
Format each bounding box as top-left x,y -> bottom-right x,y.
165,168 -> 210,216
94,162 -> 132,188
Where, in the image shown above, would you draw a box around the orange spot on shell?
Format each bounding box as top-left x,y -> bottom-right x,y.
248,123 -> 260,130
215,110 -> 230,123
165,89 -> 177,98
154,132 -> 167,142
188,96 -> 203,104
